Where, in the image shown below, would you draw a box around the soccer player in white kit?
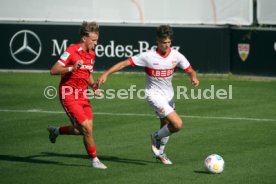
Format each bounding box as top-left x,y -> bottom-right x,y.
97,25 -> 199,164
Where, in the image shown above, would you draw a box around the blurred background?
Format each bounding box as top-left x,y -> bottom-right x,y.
0,0 -> 276,76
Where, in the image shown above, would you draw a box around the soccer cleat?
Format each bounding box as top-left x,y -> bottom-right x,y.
157,153 -> 173,165
151,132 -> 161,156
91,157 -> 107,169
47,126 -> 58,144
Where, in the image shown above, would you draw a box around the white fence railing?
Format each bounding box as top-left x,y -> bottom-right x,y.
0,0 -> 274,25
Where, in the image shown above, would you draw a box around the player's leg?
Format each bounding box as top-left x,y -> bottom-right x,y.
150,99 -> 181,164
153,111 -> 182,145
165,111 -> 183,132
79,120 -> 106,169
155,118 -> 172,164
148,98 -> 168,145
47,101 -> 106,169
47,125 -> 81,143
159,118 -> 170,155
151,112 -> 181,165
47,102 -> 82,143
156,112 -> 183,165
79,104 -> 107,169
158,105 -> 183,154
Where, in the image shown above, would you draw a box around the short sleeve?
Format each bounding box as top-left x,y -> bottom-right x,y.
176,52 -> 191,72
58,47 -> 73,66
130,52 -> 148,67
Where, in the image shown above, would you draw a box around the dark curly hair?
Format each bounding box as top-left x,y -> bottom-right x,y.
156,25 -> 173,40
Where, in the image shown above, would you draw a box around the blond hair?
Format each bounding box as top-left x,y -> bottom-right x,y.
79,21 -> 99,37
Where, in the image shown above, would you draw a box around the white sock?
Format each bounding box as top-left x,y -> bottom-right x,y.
157,124 -> 171,139
159,136 -> 170,154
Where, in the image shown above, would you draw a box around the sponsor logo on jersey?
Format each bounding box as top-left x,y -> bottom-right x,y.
80,64 -> 93,71
238,43 -> 250,62
145,67 -> 176,78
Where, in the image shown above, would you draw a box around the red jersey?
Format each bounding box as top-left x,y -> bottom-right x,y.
58,44 -> 95,101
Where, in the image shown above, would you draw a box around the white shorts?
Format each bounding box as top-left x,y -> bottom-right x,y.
146,95 -> 175,118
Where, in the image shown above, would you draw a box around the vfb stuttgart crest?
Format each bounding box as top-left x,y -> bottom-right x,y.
238,43 -> 250,62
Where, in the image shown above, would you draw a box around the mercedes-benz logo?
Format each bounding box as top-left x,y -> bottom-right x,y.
9,30 -> 42,65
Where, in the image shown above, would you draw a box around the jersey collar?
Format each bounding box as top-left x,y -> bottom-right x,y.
156,48 -> 171,58
77,44 -> 94,55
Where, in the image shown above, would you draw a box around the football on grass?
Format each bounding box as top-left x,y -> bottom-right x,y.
204,154 -> 225,174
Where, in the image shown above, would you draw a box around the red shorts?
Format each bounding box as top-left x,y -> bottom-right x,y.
61,100 -> 93,126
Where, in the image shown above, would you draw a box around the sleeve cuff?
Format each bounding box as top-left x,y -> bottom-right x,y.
128,57 -> 136,67
58,60 -> 66,66
183,65 -> 192,72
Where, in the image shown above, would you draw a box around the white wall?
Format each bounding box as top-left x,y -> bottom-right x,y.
257,0 -> 276,25
0,0 -> 253,25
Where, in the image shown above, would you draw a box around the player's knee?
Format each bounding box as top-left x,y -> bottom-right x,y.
73,127 -> 81,135
167,113 -> 183,132
80,120 -> 93,136
82,126 -> 92,136
174,120 -> 183,131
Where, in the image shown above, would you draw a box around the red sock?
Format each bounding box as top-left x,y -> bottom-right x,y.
59,126 -> 70,135
86,145 -> 97,158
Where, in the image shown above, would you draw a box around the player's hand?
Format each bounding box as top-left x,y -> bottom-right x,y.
91,83 -> 103,97
97,74 -> 108,85
191,78 -> 199,87
74,60 -> 83,70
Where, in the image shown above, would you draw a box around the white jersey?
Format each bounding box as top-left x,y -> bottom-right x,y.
129,48 -> 191,98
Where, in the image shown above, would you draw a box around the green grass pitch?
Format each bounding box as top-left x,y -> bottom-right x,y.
0,72 -> 275,184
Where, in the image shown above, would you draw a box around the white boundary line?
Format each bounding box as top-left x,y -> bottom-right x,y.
1,70 -> 276,81
0,109 -> 275,122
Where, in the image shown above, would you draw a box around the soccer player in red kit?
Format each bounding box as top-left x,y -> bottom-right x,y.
47,21 -> 107,169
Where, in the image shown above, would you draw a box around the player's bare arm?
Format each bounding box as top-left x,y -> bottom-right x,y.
87,74 -> 97,89
186,68 -> 199,87
97,59 -> 132,84
87,74 -> 95,86
50,60 -> 83,75
87,74 -> 102,96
